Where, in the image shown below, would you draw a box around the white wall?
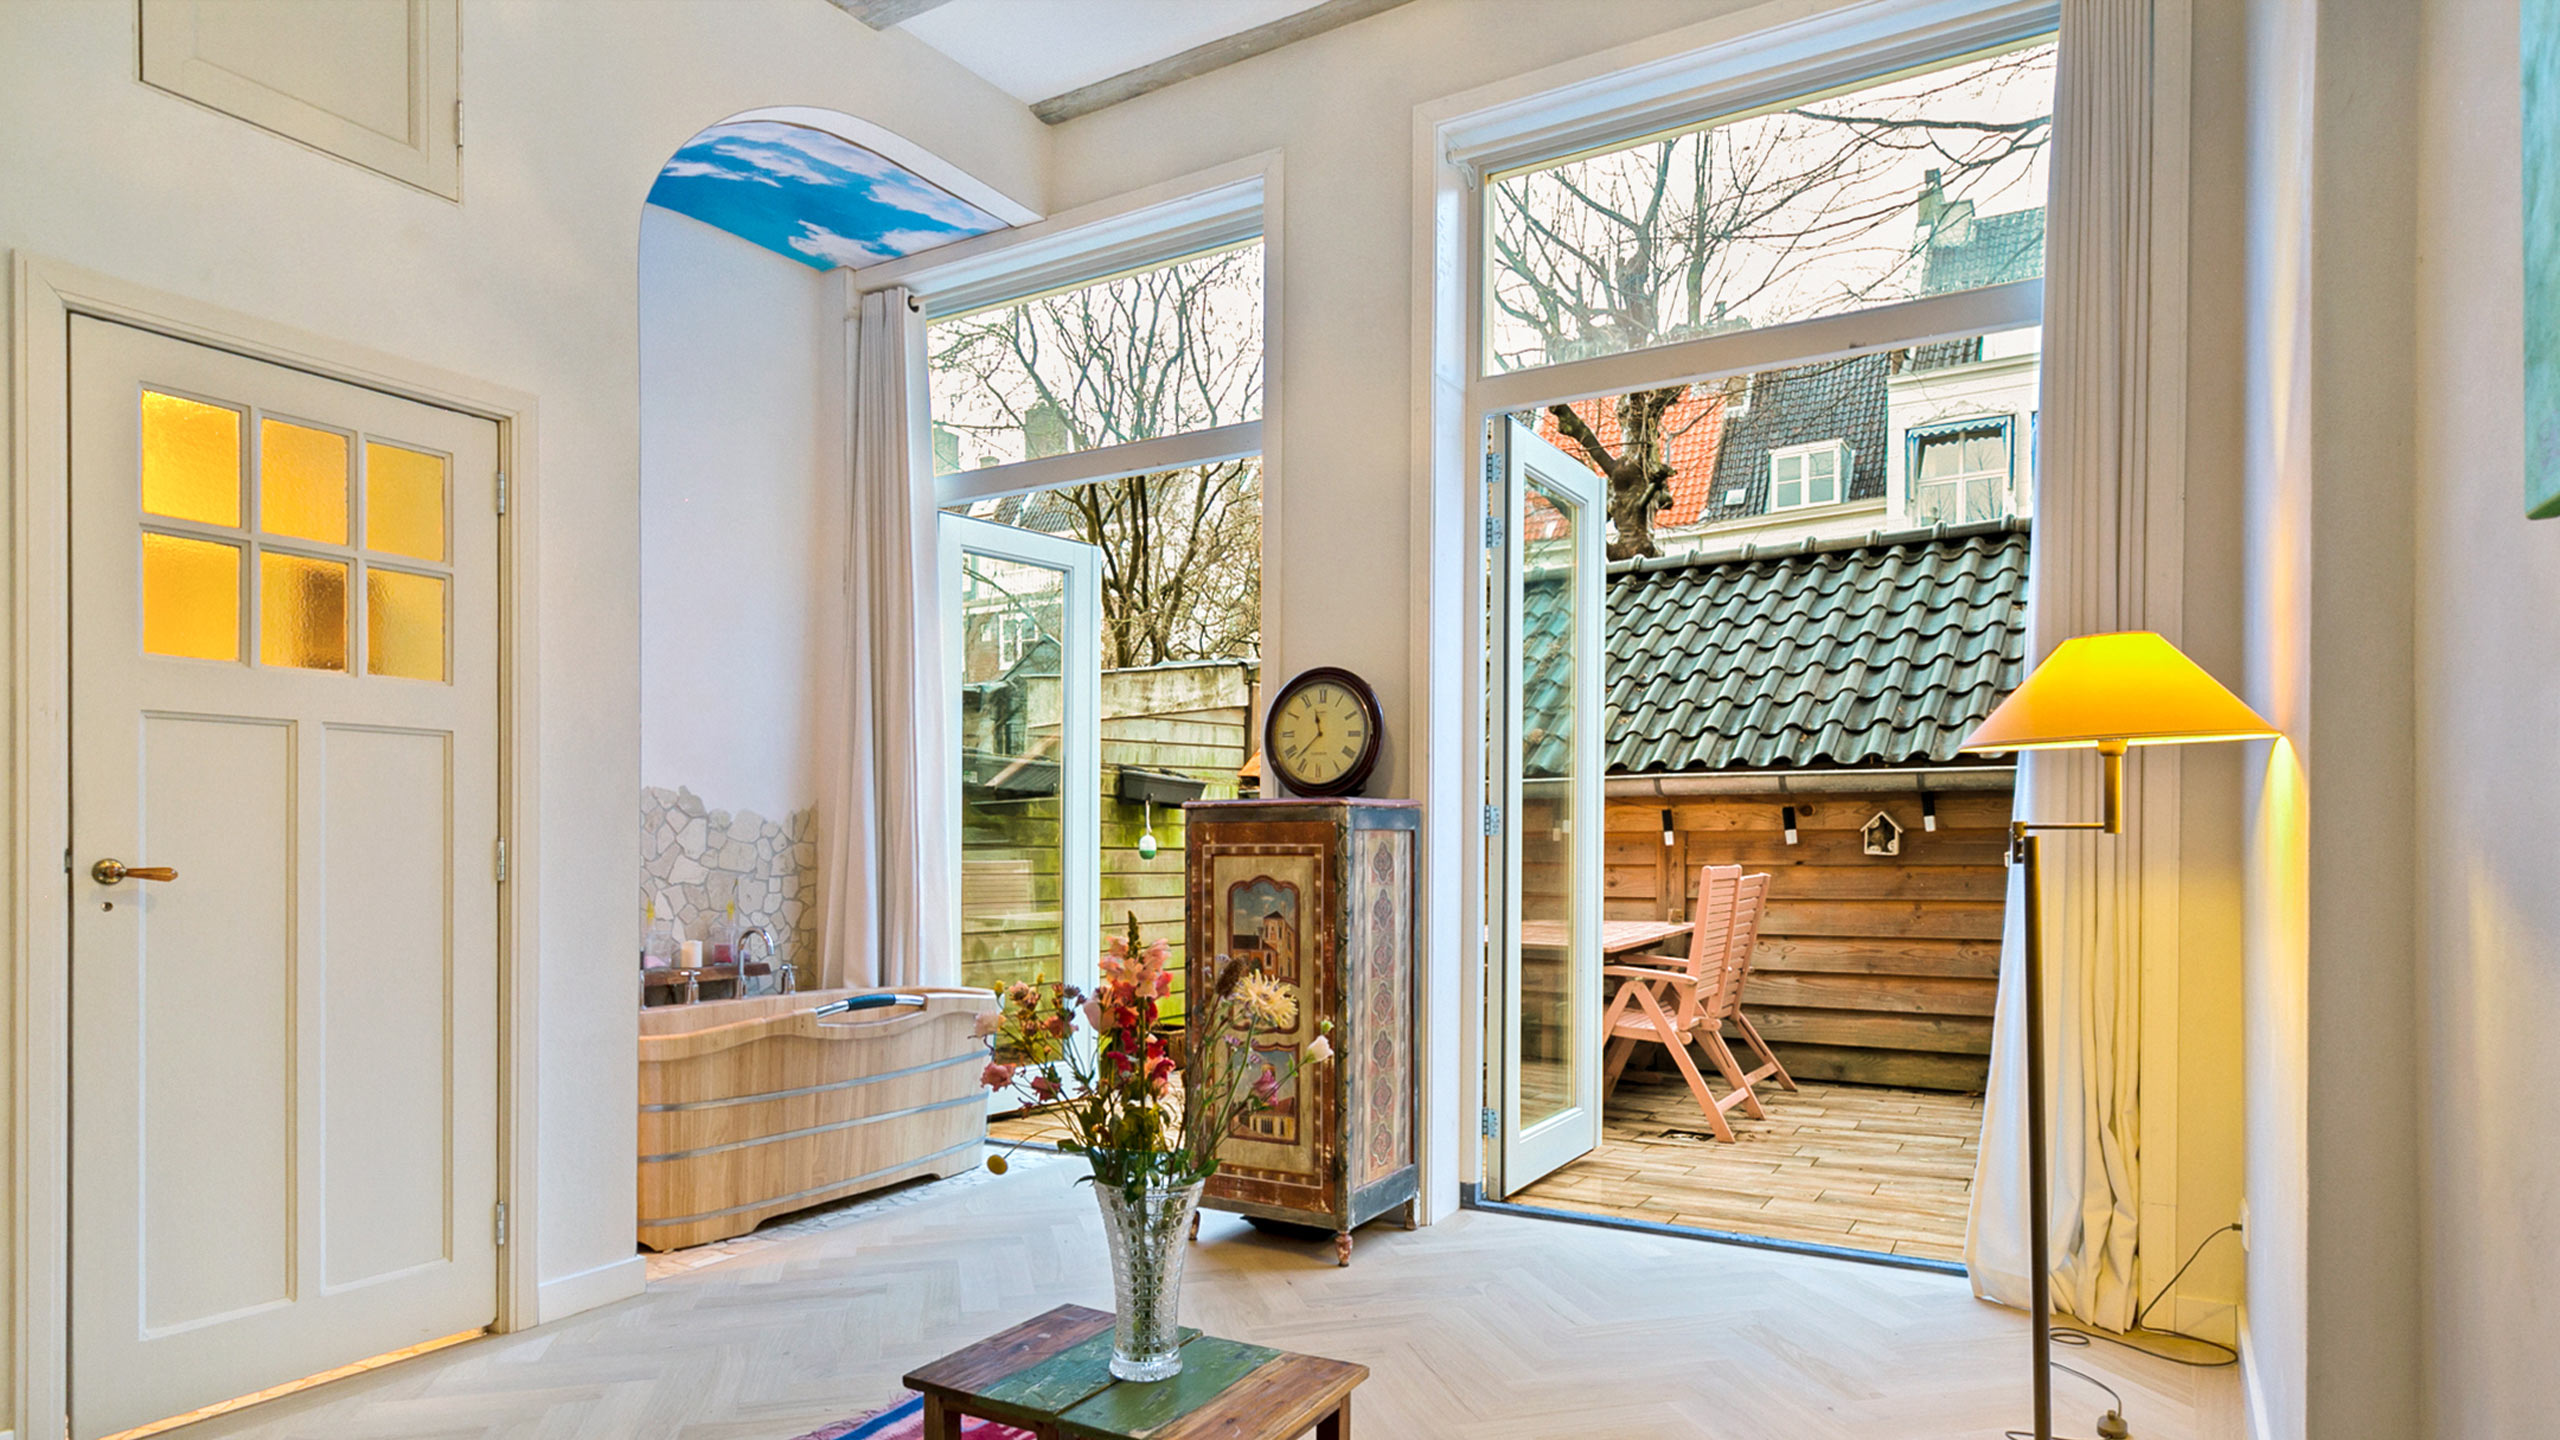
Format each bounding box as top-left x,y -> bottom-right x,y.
639,206 -> 842,823
0,0 -> 1044,1401
2411,1 -> 2560,1436
2237,0 -> 2424,1434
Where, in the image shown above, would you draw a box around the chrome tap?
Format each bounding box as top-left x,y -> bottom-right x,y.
740,924 -> 790,994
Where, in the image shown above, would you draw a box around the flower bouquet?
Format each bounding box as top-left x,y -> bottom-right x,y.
977,914 -> 1330,1380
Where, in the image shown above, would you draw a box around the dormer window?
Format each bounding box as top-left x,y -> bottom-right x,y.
1770,441 -> 1848,510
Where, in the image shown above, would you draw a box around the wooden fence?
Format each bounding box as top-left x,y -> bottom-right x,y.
1604,779 -> 2012,1091
959,662 -> 1254,1020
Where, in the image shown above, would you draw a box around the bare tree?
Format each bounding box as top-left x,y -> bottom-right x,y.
931,245 -> 1264,666
1494,47 -> 2052,558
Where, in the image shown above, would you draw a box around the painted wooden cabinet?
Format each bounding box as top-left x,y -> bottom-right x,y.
1182,798 -> 1421,1264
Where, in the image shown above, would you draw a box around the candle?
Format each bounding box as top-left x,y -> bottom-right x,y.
680,940 -> 704,969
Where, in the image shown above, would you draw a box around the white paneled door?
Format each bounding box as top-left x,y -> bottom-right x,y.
68,318 -> 499,1439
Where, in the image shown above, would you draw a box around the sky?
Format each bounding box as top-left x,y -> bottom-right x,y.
646,119 -> 1007,270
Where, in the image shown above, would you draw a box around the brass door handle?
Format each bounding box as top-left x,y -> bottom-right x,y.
92,859 -> 177,885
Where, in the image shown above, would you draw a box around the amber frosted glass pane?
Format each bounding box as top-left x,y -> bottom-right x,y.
260,553 -> 348,671
142,533 -> 242,660
141,391 -> 241,527
366,568 -> 446,681
364,442 -> 446,561
260,419 -> 349,544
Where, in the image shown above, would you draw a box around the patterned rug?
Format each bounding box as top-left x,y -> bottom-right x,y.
792,1394 -> 1034,1439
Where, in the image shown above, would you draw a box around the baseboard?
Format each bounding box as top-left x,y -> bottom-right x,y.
2238,1310 -> 2277,1440
536,1254 -> 646,1325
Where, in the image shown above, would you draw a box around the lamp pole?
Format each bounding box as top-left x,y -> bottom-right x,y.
2009,740 -> 2125,1440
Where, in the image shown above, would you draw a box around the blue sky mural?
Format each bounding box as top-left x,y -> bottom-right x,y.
647,119 -> 1007,270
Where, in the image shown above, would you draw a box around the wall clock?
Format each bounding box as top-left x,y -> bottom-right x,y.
1263,666 -> 1384,797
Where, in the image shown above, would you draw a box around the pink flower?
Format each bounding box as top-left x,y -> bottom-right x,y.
1082,998 -> 1106,1033
971,1011 -> 1000,1038
980,1061 -> 1016,1090
1030,1073 -> 1061,1102
1305,1034 -> 1334,1065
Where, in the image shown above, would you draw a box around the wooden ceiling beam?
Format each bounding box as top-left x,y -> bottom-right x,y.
1030,0 -> 1416,125
824,0 -> 958,30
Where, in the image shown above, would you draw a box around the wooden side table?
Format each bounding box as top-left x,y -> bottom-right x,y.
903,1304 -> 1366,1440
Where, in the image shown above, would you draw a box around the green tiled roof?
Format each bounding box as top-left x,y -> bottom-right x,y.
1548,519 -> 2030,775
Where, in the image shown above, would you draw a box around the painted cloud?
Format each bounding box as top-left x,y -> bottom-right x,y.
646,120 -> 1005,270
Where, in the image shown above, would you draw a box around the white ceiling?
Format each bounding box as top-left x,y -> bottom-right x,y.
898,0 -> 1331,105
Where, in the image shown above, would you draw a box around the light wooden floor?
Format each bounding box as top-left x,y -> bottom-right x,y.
181,1150 -> 2236,1440
1513,1075 -> 1984,1263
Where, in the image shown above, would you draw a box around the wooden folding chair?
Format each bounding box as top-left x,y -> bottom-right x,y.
1705,870 -> 1797,1107
1596,865 -> 1781,1142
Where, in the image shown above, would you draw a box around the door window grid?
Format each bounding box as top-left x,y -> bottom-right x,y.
139,385 -> 453,681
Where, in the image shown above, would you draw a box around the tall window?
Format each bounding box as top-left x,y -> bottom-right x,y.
1911,420 -> 2012,525
928,237 -> 1266,1011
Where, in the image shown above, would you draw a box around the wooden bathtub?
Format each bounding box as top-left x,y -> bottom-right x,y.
637,987 -> 994,1251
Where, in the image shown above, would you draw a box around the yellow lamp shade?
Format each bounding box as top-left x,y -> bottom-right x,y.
1960,630 -> 2278,753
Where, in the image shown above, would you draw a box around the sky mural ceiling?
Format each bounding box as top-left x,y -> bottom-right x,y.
647,119 -> 1007,270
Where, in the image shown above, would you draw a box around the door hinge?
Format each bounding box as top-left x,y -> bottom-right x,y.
495,470 -> 508,515
1480,805 -> 1502,836
1480,1107 -> 1499,1138
494,837 -> 508,884
1482,450 -> 1503,489
1483,513 -> 1503,549
494,1200 -> 507,1247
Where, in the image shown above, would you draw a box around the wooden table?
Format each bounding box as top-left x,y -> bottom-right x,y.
1516,918 -> 1694,957
904,1304 -> 1366,1440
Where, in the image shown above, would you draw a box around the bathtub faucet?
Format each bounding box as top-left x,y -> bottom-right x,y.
739,925 -> 789,994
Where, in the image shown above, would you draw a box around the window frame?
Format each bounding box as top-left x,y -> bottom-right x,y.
1768,438 -> 1852,511
1905,413 -> 2016,525
1421,0 -> 2062,1216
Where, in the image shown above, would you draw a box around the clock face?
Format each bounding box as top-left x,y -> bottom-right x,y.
1271,678 -> 1374,791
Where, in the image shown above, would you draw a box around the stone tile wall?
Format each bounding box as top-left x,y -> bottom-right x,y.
640,785 -> 820,985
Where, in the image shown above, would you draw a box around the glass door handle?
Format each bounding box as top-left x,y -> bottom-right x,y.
91,859 -> 178,885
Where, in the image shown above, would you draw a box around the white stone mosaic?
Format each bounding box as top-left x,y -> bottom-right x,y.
640,785 -> 819,985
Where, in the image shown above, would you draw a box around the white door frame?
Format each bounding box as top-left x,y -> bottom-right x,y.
7,253 -> 544,1437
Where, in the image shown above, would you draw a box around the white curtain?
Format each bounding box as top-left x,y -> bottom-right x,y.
823,285 -> 956,989
1966,0 -> 2162,1334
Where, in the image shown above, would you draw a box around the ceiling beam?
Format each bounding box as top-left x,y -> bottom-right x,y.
824,0 -> 958,30
1031,0 -> 1416,125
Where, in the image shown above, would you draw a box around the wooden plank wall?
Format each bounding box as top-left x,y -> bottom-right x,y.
1605,783 -> 2012,1091
959,698 -> 1250,1020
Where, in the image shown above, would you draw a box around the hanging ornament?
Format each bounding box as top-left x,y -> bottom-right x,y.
1138,799 -> 1160,861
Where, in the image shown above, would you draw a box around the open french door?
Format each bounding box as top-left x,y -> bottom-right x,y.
939,513 -> 1102,1042
1489,416 -> 1608,1193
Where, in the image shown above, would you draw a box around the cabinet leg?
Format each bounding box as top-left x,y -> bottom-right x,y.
1334,1230 -> 1352,1267
1400,1198 -> 1419,1230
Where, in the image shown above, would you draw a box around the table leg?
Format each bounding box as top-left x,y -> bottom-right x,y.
922,1394 -> 961,1440
1317,1398 -> 1349,1439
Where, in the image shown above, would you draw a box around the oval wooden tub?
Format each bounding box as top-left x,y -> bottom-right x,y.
637,987 -> 995,1251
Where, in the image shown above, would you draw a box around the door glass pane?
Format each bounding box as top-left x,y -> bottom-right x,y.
260,552 -> 349,671
142,390 -> 241,527
364,441 -> 446,562
260,418 -> 349,544
1517,479 -> 1582,1131
956,549 -> 1069,993
141,532 -> 241,660
366,568 -> 446,681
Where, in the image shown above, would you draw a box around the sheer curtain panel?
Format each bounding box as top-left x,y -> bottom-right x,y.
1965,0 -> 2169,1335
824,285 -> 955,989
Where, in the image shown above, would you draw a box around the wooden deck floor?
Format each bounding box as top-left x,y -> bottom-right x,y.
1511,1074 -> 1983,1263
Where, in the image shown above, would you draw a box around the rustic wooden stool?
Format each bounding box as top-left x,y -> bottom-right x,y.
903,1303 -> 1366,1440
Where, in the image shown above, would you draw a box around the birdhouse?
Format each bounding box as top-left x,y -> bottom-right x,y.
1861,810 -> 1904,857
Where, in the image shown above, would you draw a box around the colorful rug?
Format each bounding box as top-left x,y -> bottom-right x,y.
792,1394 -> 1034,1440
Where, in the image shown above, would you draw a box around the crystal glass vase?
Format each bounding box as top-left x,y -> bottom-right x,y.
1093,1177 -> 1207,1381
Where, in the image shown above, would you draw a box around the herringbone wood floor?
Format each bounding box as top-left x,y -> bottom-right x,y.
179,1151 -> 2237,1440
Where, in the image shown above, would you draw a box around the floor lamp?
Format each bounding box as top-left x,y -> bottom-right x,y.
1958,631 -> 2277,1440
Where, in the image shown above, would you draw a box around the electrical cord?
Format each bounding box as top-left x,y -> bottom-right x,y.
2002,1221 -> 2246,1440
